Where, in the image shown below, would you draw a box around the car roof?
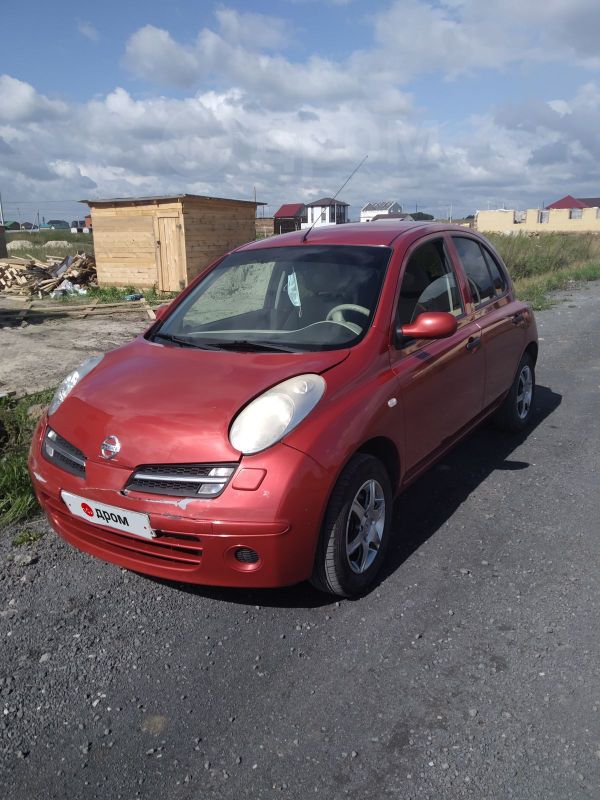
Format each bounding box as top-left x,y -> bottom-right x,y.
238,221 -> 478,251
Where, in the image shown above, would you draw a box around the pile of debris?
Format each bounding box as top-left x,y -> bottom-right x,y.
0,253 -> 98,297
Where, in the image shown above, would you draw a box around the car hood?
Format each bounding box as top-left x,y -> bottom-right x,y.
50,337 -> 350,466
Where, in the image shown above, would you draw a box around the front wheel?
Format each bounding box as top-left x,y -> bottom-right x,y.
493,352 -> 536,432
310,454 -> 392,597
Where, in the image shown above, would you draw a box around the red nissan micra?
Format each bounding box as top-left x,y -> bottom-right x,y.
29,222 -> 538,596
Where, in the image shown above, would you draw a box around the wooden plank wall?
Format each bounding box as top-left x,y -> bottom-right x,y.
182,200 -> 257,283
91,201 -> 183,288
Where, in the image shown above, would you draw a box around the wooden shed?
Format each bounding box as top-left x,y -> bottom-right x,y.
83,194 -> 264,291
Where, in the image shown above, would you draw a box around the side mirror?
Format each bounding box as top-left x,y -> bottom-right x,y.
396,311 -> 458,342
154,302 -> 171,321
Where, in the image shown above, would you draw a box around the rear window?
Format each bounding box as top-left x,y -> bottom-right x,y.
481,248 -> 508,295
452,237 -> 496,307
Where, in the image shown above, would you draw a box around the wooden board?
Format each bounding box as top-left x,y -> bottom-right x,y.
156,216 -> 184,292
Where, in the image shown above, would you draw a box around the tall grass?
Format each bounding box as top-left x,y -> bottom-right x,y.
487,232 -> 599,279
484,231 -> 600,308
0,389 -> 54,527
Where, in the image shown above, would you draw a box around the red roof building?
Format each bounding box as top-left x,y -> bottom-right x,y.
546,194 -> 600,209
273,203 -> 307,234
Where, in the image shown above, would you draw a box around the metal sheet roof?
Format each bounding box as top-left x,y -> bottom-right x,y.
274,203 -> 306,218
81,193 -> 265,206
306,197 -> 349,207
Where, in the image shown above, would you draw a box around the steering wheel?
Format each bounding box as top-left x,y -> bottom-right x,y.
326,304 -> 370,324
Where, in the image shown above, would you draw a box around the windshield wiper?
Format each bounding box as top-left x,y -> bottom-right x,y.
152,332 -> 221,350
213,340 -> 299,353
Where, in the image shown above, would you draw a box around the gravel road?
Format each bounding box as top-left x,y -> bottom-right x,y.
1,282 -> 599,799
0,298 -> 149,396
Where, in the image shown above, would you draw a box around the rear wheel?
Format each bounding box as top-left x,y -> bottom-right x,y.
493,352 -> 535,432
310,454 -> 392,597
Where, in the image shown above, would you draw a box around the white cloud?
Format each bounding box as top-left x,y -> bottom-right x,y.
4,2 -> 600,219
0,75 -> 68,123
4,70 -> 600,219
214,6 -> 289,49
77,20 -> 99,42
124,26 -> 200,88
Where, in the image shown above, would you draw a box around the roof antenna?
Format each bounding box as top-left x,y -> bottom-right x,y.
302,154 -> 368,242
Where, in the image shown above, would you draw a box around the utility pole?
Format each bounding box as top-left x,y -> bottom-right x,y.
0,192 -> 4,226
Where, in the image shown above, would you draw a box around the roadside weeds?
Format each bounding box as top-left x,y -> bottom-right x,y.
0,389 -> 53,528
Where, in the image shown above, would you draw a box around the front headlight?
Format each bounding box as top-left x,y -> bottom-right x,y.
230,373 -> 326,455
48,355 -> 104,416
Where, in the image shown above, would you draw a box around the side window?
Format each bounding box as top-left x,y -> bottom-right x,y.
452,237 -> 496,307
481,248 -> 508,296
397,239 -> 463,326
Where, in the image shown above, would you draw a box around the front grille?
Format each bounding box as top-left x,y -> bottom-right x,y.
125,463 -> 237,498
42,428 -> 86,478
43,491 -> 203,570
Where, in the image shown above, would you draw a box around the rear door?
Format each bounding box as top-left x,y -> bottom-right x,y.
449,235 -> 525,408
389,235 -> 486,476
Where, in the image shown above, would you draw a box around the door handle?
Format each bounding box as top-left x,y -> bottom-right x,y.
466,337 -> 481,352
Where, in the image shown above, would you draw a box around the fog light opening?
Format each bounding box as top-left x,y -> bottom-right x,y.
235,547 -> 260,564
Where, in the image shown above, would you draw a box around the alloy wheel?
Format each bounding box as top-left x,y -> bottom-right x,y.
345,479 -> 386,574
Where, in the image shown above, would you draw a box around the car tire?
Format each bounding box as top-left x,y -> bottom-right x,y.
492,352 -> 536,433
310,453 -> 393,597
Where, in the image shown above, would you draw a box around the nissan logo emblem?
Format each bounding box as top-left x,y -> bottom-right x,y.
100,435 -> 121,460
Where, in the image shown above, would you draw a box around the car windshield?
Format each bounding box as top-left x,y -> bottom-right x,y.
154,245 -> 392,352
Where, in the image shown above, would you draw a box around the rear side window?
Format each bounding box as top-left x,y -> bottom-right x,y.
452,237 -> 496,307
397,238 -> 463,325
481,248 -> 508,295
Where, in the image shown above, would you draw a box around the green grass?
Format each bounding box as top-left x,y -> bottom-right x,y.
12,528 -> 44,546
53,285 -> 178,305
487,231 -> 599,279
0,389 -> 54,528
5,230 -> 94,263
512,261 -> 600,309
485,231 -> 600,308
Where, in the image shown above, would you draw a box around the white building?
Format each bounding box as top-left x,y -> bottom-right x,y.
360,201 -> 402,223
301,197 -> 350,228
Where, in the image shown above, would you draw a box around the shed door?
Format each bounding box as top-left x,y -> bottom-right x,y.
155,216 -> 183,292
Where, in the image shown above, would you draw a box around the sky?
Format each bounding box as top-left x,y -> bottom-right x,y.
2,0 -> 600,224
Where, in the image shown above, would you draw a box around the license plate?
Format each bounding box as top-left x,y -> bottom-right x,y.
61,491 -> 154,540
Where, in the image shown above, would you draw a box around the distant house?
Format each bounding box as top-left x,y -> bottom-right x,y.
360,201 -> 402,223
546,194 -> 600,210
273,203 -> 307,235
2,221 -> 20,231
302,197 -> 349,229
545,194 -> 600,220
370,212 -> 414,222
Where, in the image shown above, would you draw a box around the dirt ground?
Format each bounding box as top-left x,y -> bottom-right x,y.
0,297 -> 150,396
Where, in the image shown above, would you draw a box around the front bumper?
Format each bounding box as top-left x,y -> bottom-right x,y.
29,416 -> 332,588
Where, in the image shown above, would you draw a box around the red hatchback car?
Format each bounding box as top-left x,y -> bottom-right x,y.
29,222 -> 537,596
